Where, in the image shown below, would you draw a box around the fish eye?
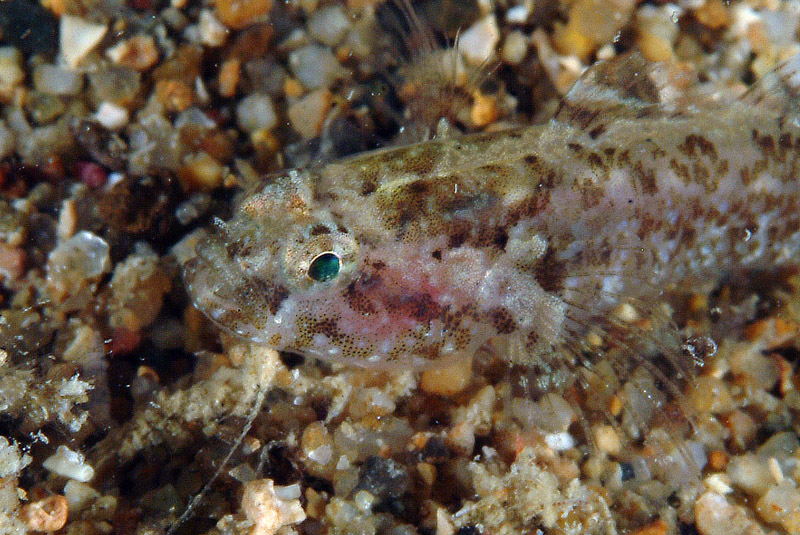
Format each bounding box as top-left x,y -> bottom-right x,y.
308,252 -> 341,282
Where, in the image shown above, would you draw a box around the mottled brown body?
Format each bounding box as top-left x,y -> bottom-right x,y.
185,54 -> 800,370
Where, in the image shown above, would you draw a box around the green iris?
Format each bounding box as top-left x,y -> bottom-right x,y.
308,252 -> 341,282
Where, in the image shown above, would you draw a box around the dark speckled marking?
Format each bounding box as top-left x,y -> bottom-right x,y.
589,124 -> 606,139
670,158 -> 692,185
344,278 -> 378,315
680,134 -> 718,162
489,307 -> 517,334
533,248 -> 567,294
587,152 -> 607,171
256,280 -> 290,315
399,293 -> 444,323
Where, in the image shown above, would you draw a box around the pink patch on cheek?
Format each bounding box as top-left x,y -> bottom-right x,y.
336,263 -> 447,337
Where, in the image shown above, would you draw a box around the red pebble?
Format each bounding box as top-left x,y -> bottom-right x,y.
106,327 -> 142,356
76,161 -> 107,188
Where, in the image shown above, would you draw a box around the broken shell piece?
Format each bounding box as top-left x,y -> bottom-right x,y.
19,495 -> 69,532
241,479 -> 306,535
42,445 -> 94,482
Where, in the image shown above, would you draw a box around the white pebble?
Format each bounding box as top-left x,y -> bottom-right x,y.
506,4 -> 530,24
95,101 -> 129,130
288,44 -> 345,89
64,480 -> 100,513
727,453 -> 774,496
48,231 -> 111,279
544,432 -> 575,451
43,446 -> 95,482
457,14 -> 500,65
33,64 -> 84,96
306,443 -> 333,465
308,5 -> 351,47
199,9 -> 229,47
756,479 -> 800,525
695,491 -> 767,535
60,15 -> 108,69
704,473 -> 733,495
236,93 -> 277,133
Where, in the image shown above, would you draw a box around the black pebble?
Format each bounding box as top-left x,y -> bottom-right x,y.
0,0 -> 58,57
355,456 -> 409,500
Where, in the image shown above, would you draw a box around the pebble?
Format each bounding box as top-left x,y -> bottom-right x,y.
501,30 -> 528,65
60,322 -> 104,363
544,432 -> 576,451
0,0 -> 58,57
0,122 -> 14,161
0,46 -> 25,96
629,519 -> 668,535
470,93 -> 500,127
236,93 -> 277,133
199,9 -> 229,47
704,473 -> 734,495
240,479 -> 306,535
721,409 -> 758,450
174,192 -> 212,225
301,421 -> 335,466
694,0 -> 730,30
216,0 -> 273,30
75,161 -> 108,189
32,64 -> 83,96
59,15 -> 108,69
419,355 -> 472,396
49,231 -> 110,277
726,453 -> 774,496
155,79 -> 194,112
505,4 -> 530,24
106,247 -> 171,331
105,35 -> 160,72
94,101 -> 129,131
288,88 -> 332,139
457,14 -> 500,64
42,445 -> 95,482
308,5 -> 351,47
688,376 -> 735,414
637,4 -> 680,62
178,151 -> 226,192
347,386 -> 396,419
288,44 -> 346,90
218,58 -> 242,98
46,231 -> 110,304
19,495 -> 69,532
756,479 -> 800,532
0,242 -> 25,281
63,480 -> 101,513
355,456 -> 409,500
695,491 -> 767,535
592,424 -> 622,455
88,67 -> 142,105
571,0 -> 636,46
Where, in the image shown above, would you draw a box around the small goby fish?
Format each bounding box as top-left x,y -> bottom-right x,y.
184,53 -> 800,370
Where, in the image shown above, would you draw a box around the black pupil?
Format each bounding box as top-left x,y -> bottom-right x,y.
308,253 -> 340,282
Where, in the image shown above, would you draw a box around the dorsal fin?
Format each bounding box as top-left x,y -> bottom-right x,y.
742,52 -> 800,115
553,52 -> 694,131
556,51 -> 800,133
